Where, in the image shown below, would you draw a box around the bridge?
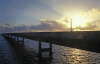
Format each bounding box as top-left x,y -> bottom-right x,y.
2,31 -> 100,60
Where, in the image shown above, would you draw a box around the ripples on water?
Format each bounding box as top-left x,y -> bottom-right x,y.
24,39 -> 100,64
0,35 -> 17,64
0,35 -> 100,64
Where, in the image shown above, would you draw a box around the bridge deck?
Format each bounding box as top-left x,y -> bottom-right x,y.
3,31 -> 100,53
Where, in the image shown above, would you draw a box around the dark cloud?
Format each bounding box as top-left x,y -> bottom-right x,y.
30,20 -> 70,31
0,20 -> 70,33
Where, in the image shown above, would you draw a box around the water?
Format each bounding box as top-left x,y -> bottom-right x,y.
1,35 -> 100,64
24,39 -> 100,64
0,35 -> 18,64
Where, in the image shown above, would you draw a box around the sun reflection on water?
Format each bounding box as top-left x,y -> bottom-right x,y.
65,48 -> 89,64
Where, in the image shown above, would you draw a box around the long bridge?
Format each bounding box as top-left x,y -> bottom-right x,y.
2,31 -> 100,61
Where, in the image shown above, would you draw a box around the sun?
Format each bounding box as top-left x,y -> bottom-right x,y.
64,10 -> 88,29
59,10 -> 90,30
70,14 -> 87,28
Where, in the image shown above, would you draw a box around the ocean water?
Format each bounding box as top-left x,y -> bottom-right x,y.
24,39 -> 100,64
1,35 -> 100,64
0,35 -> 18,64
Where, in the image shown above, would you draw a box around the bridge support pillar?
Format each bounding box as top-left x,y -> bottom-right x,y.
15,36 -> 24,47
49,42 -> 52,57
38,40 -> 53,60
38,41 -> 42,59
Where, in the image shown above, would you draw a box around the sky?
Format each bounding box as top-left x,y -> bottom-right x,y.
0,0 -> 100,32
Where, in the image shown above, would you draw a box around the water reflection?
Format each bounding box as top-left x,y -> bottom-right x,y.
52,44 -> 100,64
0,35 -> 17,64
6,38 -> 100,64
2,34 -> 100,64
67,48 -> 88,64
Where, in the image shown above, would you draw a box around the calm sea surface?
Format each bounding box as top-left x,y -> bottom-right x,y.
0,35 -> 100,64
0,35 -> 18,64
24,39 -> 100,64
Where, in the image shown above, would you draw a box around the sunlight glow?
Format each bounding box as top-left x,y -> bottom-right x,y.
70,13 -> 87,28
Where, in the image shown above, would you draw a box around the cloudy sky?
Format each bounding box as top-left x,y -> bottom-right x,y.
0,0 -> 100,32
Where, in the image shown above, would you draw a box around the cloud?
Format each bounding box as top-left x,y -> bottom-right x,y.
0,8 -> 100,33
0,19 -> 70,33
76,19 -> 100,30
0,25 -> 14,33
76,8 -> 100,30
30,19 -> 70,32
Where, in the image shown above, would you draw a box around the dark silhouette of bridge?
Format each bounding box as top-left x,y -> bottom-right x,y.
2,31 -> 100,63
